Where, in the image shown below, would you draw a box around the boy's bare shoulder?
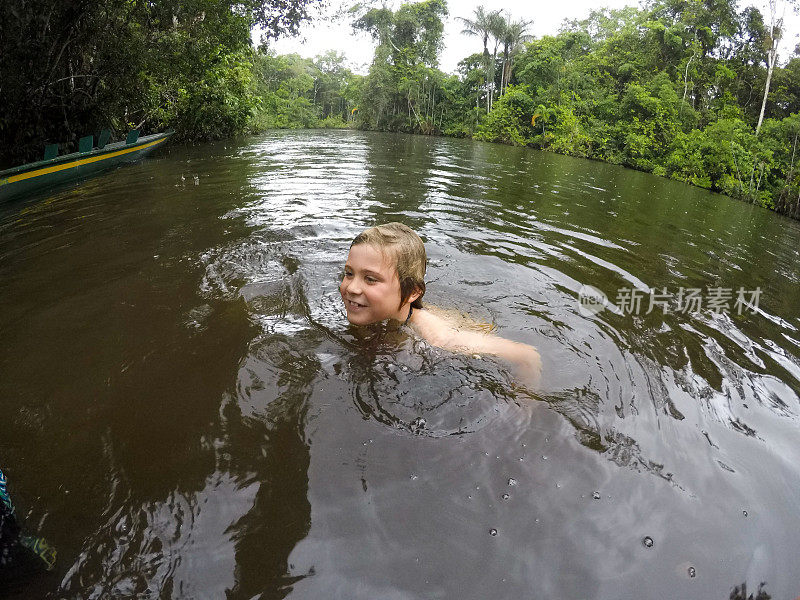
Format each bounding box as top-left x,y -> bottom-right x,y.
409,306 -> 541,387
410,307 -> 460,346
411,307 -> 498,352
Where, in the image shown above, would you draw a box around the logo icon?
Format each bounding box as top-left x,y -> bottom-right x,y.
578,284 -> 608,317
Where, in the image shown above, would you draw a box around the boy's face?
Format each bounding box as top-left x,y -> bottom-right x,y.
340,243 -> 408,325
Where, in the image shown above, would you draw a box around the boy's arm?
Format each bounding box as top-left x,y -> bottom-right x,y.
443,330 -> 542,387
413,312 -> 541,387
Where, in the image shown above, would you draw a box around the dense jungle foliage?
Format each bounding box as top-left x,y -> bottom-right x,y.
0,0 -> 324,163
2,0 -> 800,218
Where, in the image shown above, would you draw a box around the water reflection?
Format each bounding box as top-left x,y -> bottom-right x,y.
730,581 -> 771,600
224,338 -> 315,599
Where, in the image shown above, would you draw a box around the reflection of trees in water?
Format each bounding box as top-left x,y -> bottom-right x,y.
543,310 -> 798,487
544,387 -> 684,489
730,582 -> 771,600
54,239 -> 321,598
56,293 -> 260,596
225,251 -> 326,599
224,334 -> 318,600
361,132 -> 433,225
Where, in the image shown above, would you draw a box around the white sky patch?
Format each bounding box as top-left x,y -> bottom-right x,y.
259,0 -> 800,75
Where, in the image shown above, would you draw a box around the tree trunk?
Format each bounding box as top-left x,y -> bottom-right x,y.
756,46 -> 777,136
500,42 -> 509,97
795,188 -> 800,218
489,44 -> 499,112
682,54 -> 694,108
483,37 -> 490,113
756,0 -> 781,136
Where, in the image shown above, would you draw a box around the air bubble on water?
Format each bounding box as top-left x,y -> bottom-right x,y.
410,474 -> 418,480
484,452 -> 490,456
401,365 -> 409,372
116,516 -> 130,535
502,493 -> 510,500
541,455 -> 548,460
556,483 -> 561,488
508,478 -> 517,486
522,443 -> 526,448
489,528 -> 498,536
688,566 -> 696,578
643,536 -> 654,548
742,510 -> 748,517
534,518 -> 539,523
467,495 -> 472,500
519,457 -> 524,461
592,491 -> 601,500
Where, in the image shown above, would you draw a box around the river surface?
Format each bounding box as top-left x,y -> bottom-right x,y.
1,130 -> 799,599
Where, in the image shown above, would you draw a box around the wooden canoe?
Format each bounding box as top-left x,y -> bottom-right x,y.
0,130 -> 174,202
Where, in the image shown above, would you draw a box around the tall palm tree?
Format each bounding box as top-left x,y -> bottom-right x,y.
499,17 -> 534,97
457,6 -> 494,62
486,10 -> 506,112
457,6 -> 501,112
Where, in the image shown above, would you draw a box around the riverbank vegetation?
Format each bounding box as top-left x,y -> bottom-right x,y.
0,0 -> 325,163
2,0 -> 800,219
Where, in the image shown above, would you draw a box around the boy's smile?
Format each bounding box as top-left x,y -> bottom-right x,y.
340,243 -> 409,325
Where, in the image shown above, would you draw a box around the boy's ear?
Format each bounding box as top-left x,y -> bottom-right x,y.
408,286 -> 422,303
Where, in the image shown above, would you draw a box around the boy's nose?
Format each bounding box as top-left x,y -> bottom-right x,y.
345,279 -> 362,295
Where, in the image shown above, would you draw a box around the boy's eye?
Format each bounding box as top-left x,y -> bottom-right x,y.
365,276 -> 378,283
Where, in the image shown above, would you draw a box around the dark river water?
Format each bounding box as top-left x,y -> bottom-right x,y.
1,130 -> 799,599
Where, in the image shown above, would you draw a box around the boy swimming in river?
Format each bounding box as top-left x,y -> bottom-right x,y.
340,222 -> 542,386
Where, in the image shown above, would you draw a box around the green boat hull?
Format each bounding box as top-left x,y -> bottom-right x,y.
0,131 -> 173,203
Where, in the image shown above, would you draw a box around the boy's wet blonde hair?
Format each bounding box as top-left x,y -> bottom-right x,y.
351,222 -> 426,309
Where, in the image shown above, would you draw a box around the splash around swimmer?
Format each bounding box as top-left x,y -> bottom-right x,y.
340,223 -> 542,387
